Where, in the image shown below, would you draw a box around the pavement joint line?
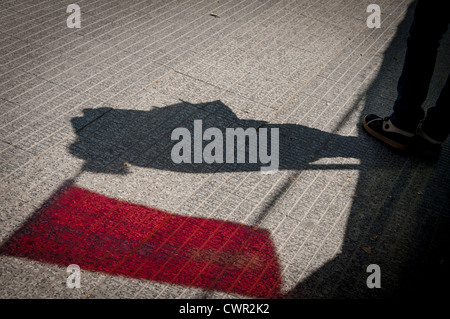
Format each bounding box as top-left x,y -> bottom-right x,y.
3,38 -> 134,96
163,74 -> 255,213
72,3 -> 156,35
56,188 -> 177,297
377,161 -> 436,252
296,200 -> 354,296
25,201 -> 140,297
0,68 -> 168,188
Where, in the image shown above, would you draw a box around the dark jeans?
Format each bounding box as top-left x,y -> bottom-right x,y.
390,0 -> 450,141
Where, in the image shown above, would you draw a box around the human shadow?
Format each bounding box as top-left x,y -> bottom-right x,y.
69,101 -> 363,176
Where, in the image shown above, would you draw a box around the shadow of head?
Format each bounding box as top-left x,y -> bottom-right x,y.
70,100 -> 361,175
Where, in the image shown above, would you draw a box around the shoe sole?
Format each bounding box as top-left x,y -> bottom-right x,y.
362,115 -> 409,151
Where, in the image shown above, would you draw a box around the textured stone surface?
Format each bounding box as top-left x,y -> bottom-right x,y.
1,0 -> 449,299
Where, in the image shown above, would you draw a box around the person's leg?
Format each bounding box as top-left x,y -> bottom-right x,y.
413,74 -> 450,157
363,0 -> 450,155
420,73 -> 450,143
390,0 -> 450,133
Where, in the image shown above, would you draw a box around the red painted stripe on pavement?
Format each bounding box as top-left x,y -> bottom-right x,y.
0,184 -> 282,298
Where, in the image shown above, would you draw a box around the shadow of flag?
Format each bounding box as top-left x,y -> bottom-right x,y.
0,184 -> 282,298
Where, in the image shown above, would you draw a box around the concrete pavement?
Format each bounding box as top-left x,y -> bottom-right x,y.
1,0 -> 449,299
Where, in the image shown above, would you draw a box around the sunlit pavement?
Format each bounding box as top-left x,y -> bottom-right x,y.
1,0 -> 449,299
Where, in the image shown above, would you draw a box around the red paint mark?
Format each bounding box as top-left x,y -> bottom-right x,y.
0,184 -> 282,298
